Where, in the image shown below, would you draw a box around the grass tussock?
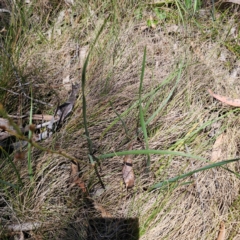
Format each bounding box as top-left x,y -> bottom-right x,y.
1,0 -> 240,239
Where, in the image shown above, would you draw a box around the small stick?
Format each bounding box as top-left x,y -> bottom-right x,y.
8,114 -> 55,121
0,86 -> 53,106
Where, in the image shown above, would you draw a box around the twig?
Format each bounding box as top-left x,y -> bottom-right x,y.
0,86 -> 53,106
6,222 -> 43,232
23,94 -> 53,106
8,114 -> 55,121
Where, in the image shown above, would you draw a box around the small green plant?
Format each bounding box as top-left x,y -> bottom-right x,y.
149,157 -> 240,190
174,0 -> 202,23
135,7 -> 143,20
146,62 -> 183,125
81,19 -> 108,188
154,7 -> 167,21
147,8 -> 167,28
184,0 -> 201,14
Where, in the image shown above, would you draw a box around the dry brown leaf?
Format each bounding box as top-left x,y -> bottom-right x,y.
93,201 -> 112,218
122,143 -> 135,189
216,221 -> 225,240
211,134 -> 224,162
14,151 -> 26,161
70,162 -> 86,193
208,89 -> 240,107
74,178 -> 87,193
70,161 -> 79,181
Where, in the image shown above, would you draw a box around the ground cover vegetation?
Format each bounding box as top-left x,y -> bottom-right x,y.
1,0 -> 240,239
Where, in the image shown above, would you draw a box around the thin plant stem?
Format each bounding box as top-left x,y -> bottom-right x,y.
27,86 -> 33,182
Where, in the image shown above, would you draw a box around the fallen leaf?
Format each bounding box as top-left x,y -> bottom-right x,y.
70,161 -> 86,193
216,221 -> 225,240
14,151 -> 26,161
211,134 -> 224,162
208,89 -> 240,107
70,161 -> 79,181
74,178 -> 87,192
122,143 -> 135,189
93,201 -> 112,218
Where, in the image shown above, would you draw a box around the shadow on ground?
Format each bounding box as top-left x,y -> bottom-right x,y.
87,217 -> 139,240
64,217 -> 139,240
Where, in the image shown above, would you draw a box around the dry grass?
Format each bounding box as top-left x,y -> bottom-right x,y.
1,1 -> 240,239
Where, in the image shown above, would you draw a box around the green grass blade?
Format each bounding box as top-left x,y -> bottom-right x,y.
139,47 -> 146,98
185,0 -> 191,9
1,147 -> 23,188
139,103 -> 150,167
169,108 -> 239,151
211,0 -> 215,21
146,62 -> 183,125
175,0 -> 185,23
143,70 -> 179,115
102,68 -> 183,138
222,166 -> 240,178
138,46 -> 150,168
82,19 -> 107,156
82,58 -> 93,154
98,149 -> 207,162
193,0 -> 200,14
110,101 -> 130,140
149,158 -> 240,191
0,179 -> 18,188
